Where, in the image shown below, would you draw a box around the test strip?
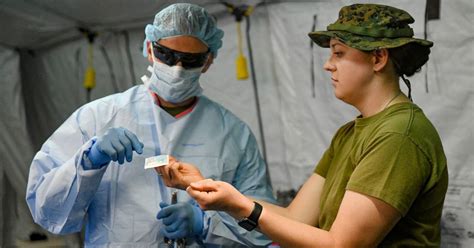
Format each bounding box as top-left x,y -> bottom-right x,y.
144,155 -> 169,169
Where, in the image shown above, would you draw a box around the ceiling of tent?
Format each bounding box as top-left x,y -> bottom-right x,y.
0,0 -> 268,50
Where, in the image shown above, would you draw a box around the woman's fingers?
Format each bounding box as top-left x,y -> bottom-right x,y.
155,166 -> 165,176
169,162 -> 188,189
189,179 -> 216,191
162,161 -> 180,186
186,186 -> 212,209
168,155 -> 177,163
155,160 -> 184,188
168,162 -> 182,177
186,179 -> 217,208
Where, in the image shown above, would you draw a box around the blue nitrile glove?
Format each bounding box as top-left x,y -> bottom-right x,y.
85,127 -> 144,169
157,202 -> 204,239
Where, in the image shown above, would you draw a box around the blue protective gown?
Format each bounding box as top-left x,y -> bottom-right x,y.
26,85 -> 275,247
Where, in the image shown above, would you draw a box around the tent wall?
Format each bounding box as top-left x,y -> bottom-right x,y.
263,1 -> 473,246
1,0 -> 472,246
424,0 -> 474,245
20,30 -> 148,150
0,45 -> 40,245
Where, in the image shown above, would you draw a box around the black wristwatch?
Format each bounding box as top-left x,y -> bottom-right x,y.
238,201 -> 263,231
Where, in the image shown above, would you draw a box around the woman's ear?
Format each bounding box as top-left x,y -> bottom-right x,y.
373,48 -> 389,72
201,55 -> 214,73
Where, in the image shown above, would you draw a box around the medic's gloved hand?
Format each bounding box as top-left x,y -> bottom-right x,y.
157,202 -> 204,239
85,127 -> 144,169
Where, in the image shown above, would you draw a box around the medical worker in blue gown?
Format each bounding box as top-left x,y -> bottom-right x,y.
26,3 -> 274,247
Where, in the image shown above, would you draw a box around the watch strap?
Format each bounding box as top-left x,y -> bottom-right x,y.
247,201 -> 263,225
238,201 -> 263,231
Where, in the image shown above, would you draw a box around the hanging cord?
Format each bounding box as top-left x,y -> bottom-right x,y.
237,21 -> 243,57
86,43 -> 94,102
245,14 -> 272,184
79,28 -> 97,102
223,2 -> 270,183
123,31 -> 137,85
225,2 -> 252,80
235,20 -> 249,79
99,45 -> 120,93
401,74 -> 413,101
309,14 -> 317,98
245,14 -> 268,164
424,0 -> 441,94
423,7 -> 429,94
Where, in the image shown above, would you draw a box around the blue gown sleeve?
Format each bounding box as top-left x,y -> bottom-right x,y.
201,123 -> 275,247
25,107 -> 107,234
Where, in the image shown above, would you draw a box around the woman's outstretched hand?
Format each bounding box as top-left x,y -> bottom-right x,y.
155,156 -> 205,190
186,179 -> 254,219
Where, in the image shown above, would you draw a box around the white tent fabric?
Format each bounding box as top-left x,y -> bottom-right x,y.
0,44 -> 82,246
0,0 -> 472,247
423,0 -> 474,245
0,45 -> 36,243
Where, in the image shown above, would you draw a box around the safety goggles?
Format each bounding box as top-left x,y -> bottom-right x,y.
152,42 -> 210,69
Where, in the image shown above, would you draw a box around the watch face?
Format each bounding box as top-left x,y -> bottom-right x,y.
238,219 -> 257,231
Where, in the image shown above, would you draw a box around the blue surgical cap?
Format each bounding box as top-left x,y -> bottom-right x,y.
143,3 -> 224,58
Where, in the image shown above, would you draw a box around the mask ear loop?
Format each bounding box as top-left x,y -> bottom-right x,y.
141,41 -> 159,88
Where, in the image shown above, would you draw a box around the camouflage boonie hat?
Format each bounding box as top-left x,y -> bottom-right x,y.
308,4 -> 433,51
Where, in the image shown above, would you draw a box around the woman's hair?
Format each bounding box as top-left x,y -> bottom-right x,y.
388,43 -> 431,77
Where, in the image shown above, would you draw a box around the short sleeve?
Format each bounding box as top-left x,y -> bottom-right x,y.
347,133 -> 431,216
314,147 -> 333,178
314,123 -> 350,178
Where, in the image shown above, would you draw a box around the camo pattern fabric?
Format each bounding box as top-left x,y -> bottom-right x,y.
309,4 -> 433,51
332,4 -> 414,33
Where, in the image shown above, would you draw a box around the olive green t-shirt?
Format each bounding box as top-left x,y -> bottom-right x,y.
314,102 -> 448,247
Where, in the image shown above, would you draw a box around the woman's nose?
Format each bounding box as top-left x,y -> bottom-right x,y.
323,59 -> 335,72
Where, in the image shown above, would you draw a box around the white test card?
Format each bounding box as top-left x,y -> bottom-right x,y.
144,155 -> 169,169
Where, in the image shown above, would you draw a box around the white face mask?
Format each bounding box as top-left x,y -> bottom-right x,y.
145,61 -> 203,103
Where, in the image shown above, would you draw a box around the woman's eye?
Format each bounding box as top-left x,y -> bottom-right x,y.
333,51 -> 343,57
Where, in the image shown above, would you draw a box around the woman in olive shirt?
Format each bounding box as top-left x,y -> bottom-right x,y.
158,4 -> 448,247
